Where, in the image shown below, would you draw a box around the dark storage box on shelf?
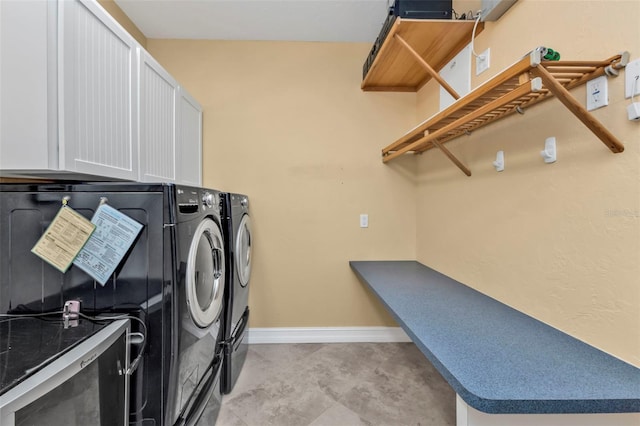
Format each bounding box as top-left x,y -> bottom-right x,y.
391,0 -> 452,19
363,0 -> 453,80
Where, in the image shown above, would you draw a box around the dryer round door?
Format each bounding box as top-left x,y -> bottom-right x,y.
235,214 -> 252,287
186,218 -> 225,328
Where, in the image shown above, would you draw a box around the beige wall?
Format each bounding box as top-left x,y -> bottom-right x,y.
415,0 -> 640,366
147,39 -> 418,327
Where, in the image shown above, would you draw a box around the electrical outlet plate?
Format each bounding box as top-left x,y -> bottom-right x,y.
476,48 -> 490,75
359,214 -> 368,228
586,75 -> 608,111
625,59 -> 640,99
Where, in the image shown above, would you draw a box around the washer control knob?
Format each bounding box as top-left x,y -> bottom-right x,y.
240,197 -> 249,208
202,192 -> 215,209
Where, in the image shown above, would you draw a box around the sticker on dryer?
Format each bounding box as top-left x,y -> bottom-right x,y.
73,203 -> 144,285
31,205 -> 96,273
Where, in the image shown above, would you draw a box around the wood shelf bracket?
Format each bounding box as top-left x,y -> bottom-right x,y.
432,140 -> 472,176
532,64 -> 624,153
394,33 -> 461,100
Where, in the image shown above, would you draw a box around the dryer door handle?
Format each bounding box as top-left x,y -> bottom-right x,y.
212,247 -> 224,280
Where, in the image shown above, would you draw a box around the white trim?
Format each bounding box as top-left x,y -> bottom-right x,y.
247,327 -> 411,344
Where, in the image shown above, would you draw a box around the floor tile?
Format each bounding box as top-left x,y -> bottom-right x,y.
215,403 -> 249,426
225,347 -> 274,397
216,342 -> 455,426
250,343 -> 324,366
338,345 -> 456,426
222,381 -> 335,426
308,402 -> 369,426
292,343 -> 394,401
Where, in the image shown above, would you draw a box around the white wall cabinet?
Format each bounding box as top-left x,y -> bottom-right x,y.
0,0 -> 202,184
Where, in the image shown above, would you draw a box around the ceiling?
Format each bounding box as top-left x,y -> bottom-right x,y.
114,0 -> 394,43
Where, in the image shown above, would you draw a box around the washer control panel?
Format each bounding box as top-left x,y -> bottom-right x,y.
232,194 -> 249,210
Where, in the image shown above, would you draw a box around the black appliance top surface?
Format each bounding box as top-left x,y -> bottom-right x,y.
0,181 -> 221,193
0,181 -> 170,193
0,317 -> 107,395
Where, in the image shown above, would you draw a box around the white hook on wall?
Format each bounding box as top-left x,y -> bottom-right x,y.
541,137 -> 557,163
493,150 -> 505,172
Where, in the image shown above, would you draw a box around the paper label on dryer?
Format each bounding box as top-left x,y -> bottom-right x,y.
31,206 -> 96,273
73,203 -> 144,285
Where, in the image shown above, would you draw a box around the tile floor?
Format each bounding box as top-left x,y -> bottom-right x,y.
216,343 -> 455,426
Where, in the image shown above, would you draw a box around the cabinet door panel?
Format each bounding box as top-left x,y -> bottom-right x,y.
177,89 -> 202,186
0,0 -> 55,170
59,0 -> 138,180
139,51 -> 178,182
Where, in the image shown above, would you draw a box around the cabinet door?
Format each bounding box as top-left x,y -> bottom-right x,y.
58,0 -> 138,180
177,89 -> 203,186
0,0 -> 56,171
138,50 -> 178,182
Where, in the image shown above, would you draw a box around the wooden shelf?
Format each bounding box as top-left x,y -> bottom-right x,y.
361,18 -> 484,92
381,51 -> 628,175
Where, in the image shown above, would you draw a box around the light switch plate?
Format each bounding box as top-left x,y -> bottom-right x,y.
625,59 -> 640,99
476,48 -> 490,75
586,76 -> 608,111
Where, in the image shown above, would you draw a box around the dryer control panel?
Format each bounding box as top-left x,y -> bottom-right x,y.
202,191 -> 217,209
177,187 -> 200,214
176,186 -> 221,216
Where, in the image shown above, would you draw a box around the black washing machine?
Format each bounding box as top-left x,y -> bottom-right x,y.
0,182 -> 226,426
220,193 -> 252,394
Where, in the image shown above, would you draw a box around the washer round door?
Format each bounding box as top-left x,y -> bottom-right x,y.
186,218 -> 225,328
235,214 -> 252,287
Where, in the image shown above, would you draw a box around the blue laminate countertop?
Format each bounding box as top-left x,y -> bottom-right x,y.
350,260 -> 640,414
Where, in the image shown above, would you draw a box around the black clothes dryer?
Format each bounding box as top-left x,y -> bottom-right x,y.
0,183 -> 226,426
220,193 -> 252,394
167,186 -> 226,426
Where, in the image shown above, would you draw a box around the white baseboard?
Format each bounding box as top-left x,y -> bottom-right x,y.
247,326 -> 411,344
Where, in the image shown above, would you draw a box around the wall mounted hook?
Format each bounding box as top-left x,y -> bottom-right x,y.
493,150 -> 505,171
541,137 -> 557,163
